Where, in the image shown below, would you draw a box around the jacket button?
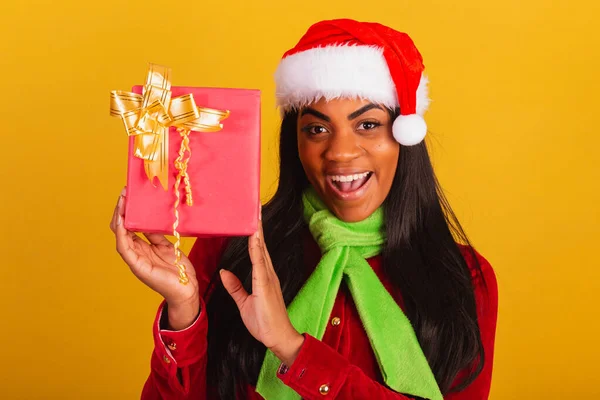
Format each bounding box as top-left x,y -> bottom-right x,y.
163,355 -> 171,364
331,317 -> 341,327
167,342 -> 177,351
319,384 -> 330,395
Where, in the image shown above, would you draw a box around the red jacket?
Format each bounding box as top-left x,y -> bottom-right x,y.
141,235 -> 498,399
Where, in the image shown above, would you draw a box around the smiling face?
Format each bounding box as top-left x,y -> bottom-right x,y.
297,98 -> 400,222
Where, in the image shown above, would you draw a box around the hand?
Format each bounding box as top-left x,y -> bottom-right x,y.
221,218 -> 305,367
110,187 -> 199,330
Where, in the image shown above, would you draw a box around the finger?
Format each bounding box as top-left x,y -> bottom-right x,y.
117,187 -> 126,221
220,269 -> 249,310
143,233 -> 172,247
258,219 -> 273,265
109,193 -> 124,233
115,214 -> 139,266
111,188 -> 127,231
248,232 -> 270,291
257,219 -> 278,283
110,206 -> 117,232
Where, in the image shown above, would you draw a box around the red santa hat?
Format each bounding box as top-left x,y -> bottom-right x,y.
274,19 -> 430,146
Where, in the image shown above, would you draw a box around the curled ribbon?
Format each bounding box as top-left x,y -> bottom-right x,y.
110,64 -> 230,285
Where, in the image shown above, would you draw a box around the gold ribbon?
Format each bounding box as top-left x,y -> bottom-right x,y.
110,64 -> 230,284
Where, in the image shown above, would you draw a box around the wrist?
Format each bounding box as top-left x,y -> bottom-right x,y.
271,330 -> 305,367
166,298 -> 200,331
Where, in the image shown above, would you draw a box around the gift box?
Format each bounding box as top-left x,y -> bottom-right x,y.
112,65 -> 261,238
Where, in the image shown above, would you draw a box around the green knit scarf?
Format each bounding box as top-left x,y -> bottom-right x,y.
256,187 -> 442,400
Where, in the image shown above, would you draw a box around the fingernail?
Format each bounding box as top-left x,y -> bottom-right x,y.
121,187 -> 127,197
254,230 -> 259,239
117,215 -> 122,226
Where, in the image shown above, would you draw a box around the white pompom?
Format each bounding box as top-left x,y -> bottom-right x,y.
392,114 -> 427,146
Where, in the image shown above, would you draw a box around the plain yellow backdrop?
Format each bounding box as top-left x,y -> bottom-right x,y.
1,0 -> 598,398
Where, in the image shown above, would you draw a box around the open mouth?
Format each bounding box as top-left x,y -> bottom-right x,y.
329,171 -> 373,193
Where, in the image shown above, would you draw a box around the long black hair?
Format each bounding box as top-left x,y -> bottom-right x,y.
205,109 -> 486,399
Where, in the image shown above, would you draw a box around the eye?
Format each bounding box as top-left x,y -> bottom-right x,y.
302,125 -> 329,136
358,121 -> 382,131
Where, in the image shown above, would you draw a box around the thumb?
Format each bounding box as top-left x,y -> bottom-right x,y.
220,269 -> 248,310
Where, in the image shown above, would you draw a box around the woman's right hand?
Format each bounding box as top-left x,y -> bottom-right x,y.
110,187 -> 200,330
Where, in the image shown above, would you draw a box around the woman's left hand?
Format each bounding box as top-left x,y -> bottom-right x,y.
221,218 -> 304,367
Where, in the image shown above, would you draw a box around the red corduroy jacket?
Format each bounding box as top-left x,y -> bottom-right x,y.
141,234 -> 498,399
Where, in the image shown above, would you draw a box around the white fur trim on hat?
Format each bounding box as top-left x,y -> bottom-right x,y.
274,45 -> 430,115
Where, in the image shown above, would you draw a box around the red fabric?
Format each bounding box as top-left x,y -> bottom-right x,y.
124,86 -> 261,236
282,19 -> 424,116
141,234 -> 498,399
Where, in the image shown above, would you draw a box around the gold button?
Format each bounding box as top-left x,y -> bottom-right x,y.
319,384 -> 330,395
331,317 -> 341,326
163,355 -> 171,364
167,342 -> 177,351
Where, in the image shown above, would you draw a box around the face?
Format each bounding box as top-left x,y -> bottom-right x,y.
297,98 -> 400,222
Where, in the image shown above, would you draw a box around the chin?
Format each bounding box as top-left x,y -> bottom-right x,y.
309,170 -> 385,222
318,182 -> 380,223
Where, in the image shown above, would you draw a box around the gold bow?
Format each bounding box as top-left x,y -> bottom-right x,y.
110,64 -> 230,285
110,64 -> 230,190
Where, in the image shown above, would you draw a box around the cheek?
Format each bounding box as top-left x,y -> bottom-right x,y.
298,138 -> 323,177
372,140 -> 400,176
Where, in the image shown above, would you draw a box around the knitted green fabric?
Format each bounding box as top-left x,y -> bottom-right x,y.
256,188 -> 442,400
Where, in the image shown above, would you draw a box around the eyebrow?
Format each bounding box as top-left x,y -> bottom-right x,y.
301,108 -> 331,122
347,103 -> 384,120
300,103 -> 384,122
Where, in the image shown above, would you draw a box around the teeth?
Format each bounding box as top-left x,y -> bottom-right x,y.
330,172 -> 370,182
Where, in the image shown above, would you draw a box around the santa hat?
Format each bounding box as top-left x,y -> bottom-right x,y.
274,19 -> 430,146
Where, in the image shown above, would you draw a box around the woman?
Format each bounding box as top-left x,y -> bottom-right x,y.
110,19 -> 497,400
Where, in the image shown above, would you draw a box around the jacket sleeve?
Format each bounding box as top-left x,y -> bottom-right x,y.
277,334 -> 415,399
141,236 -> 228,400
446,250 -> 498,400
141,300 -> 209,399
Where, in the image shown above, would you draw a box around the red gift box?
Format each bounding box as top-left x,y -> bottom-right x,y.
123,85 -> 261,237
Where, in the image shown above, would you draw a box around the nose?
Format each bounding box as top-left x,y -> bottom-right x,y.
324,130 -> 362,163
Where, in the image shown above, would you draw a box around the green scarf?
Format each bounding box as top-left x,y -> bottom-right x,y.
256,188 -> 442,400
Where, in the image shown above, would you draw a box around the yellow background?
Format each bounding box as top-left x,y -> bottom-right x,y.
1,0 -> 598,398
